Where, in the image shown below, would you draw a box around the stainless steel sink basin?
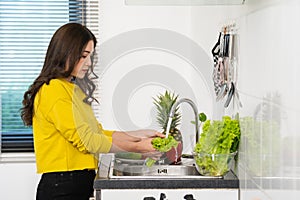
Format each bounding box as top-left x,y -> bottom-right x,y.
98,153 -> 221,179
111,164 -> 221,179
115,165 -> 198,176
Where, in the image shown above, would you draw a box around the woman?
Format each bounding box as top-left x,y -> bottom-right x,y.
20,23 -> 163,200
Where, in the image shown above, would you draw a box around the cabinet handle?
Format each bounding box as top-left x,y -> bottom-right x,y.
184,194 -> 196,200
160,193 -> 166,200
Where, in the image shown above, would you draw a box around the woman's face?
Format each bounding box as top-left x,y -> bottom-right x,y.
71,40 -> 94,79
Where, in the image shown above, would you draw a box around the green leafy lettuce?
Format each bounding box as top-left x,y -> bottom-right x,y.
194,116 -> 241,176
146,136 -> 178,167
152,135 -> 178,152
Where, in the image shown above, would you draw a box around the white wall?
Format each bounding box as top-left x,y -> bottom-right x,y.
97,0 -> 244,154
0,161 -> 40,200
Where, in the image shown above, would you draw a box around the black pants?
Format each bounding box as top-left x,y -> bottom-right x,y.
36,170 -> 96,200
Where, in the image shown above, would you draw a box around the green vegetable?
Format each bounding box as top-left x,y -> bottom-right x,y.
115,152 -> 142,160
146,136 -> 179,167
194,116 -> 241,176
195,116 -> 240,154
191,112 -> 207,126
194,152 -> 236,176
152,135 -> 178,152
198,112 -> 207,122
145,158 -> 156,167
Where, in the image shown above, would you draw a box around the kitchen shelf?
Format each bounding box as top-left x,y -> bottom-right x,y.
125,0 -> 246,6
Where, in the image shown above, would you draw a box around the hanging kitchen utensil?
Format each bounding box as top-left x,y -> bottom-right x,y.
213,57 -> 224,98
212,32 -> 222,96
213,27 -> 228,100
224,82 -> 235,108
222,33 -> 230,57
228,32 -> 242,108
212,32 -> 221,66
216,57 -> 230,101
211,21 -> 242,108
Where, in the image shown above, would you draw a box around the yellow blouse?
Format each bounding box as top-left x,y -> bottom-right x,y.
33,78 -> 113,173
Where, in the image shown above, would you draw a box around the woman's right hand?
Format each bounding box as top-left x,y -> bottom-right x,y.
110,134 -> 161,154
110,130 -> 164,154
136,137 -> 157,153
138,138 -> 163,161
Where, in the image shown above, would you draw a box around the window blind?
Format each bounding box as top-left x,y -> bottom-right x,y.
0,0 -> 99,153
84,1 -> 101,122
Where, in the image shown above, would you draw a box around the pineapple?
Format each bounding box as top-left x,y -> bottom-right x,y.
153,91 -> 183,164
153,91 -> 182,141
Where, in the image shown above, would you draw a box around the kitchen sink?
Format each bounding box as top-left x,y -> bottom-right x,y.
115,165 -> 199,176
98,153 -> 221,179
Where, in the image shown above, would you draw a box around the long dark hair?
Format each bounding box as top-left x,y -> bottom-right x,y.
21,23 -> 98,126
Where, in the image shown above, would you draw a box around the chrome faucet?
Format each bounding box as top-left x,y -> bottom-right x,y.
168,98 -> 199,144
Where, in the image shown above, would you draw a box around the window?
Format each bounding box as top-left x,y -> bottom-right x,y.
0,0 -> 99,153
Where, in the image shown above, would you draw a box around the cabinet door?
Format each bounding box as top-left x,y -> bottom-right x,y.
99,189 -> 238,200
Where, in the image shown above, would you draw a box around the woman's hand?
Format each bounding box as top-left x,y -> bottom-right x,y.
137,138 -> 163,161
112,131 -> 141,142
110,130 -> 164,154
136,137 -> 157,153
126,129 -> 165,139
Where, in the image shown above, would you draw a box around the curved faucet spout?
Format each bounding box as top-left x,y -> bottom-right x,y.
167,98 -> 199,145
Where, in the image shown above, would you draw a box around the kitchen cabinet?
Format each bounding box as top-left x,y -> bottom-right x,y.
98,189 -> 238,200
94,174 -> 239,200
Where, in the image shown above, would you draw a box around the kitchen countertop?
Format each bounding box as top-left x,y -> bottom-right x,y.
94,170 -> 239,190
94,154 -> 239,190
